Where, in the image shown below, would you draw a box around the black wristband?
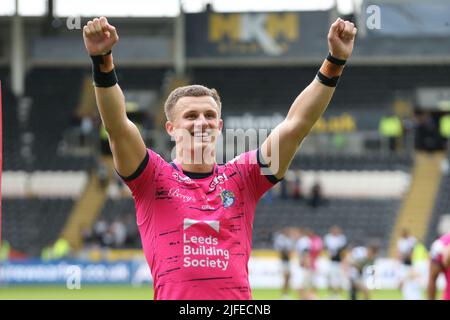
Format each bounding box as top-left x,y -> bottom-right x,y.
316,71 -> 340,87
327,52 -> 346,66
90,51 -> 118,88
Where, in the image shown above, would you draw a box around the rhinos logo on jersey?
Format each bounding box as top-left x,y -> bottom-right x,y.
220,190 -> 235,208
208,173 -> 228,192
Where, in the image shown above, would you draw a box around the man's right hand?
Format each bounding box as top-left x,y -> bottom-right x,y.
83,16 -> 119,56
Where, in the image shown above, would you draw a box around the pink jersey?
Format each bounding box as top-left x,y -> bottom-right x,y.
430,232 -> 450,300
123,148 -> 278,300
309,235 -> 323,270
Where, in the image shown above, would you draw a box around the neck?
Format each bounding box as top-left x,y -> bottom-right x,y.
179,162 -> 215,173
175,146 -> 216,173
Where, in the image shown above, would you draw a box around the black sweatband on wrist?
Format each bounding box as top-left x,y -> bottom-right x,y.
90,50 -> 118,88
316,71 -> 340,87
327,52 -> 346,66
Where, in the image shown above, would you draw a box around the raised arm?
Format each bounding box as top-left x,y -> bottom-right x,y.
83,16 -> 146,177
261,19 -> 357,179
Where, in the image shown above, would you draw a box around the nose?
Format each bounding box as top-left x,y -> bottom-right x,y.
194,114 -> 209,129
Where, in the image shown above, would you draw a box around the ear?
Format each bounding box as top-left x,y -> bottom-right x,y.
218,118 -> 223,133
165,120 -> 174,136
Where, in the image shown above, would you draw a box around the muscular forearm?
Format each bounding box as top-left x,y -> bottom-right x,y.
95,83 -> 129,137
91,53 -> 129,136
285,80 -> 335,141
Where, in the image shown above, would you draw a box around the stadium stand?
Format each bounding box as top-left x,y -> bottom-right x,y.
2,199 -> 74,256
5,67 -> 168,171
190,66 -> 450,115
253,198 -> 401,253
292,153 -> 413,171
1,68 -> 21,171
426,151 -> 450,246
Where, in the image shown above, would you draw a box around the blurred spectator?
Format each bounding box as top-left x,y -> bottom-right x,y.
379,114 -> 403,152
307,229 -> 323,272
411,239 -> 429,265
332,133 -> 347,152
41,242 -> 53,261
292,175 -> 303,200
440,113 -> 450,138
309,181 -> 324,208
81,224 -> 94,246
123,213 -> 139,247
52,237 -> 71,260
80,116 -> 94,147
427,232 -> 450,300
415,112 -> 446,152
399,243 -> 427,301
111,218 -> 127,248
344,242 -> 379,300
97,162 -> 109,188
273,227 -> 295,299
102,228 -> 115,248
324,225 -> 348,299
396,229 -> 417,267
295,228 -> 316,300
0,241 -> 11,261
93,218 -> 109,245
440,113 -> 450,149
296,228 -> 322,300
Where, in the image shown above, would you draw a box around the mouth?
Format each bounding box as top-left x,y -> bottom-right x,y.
191,130 -> 214,142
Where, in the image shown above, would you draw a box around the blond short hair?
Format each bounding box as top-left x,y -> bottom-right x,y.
164,84 -> 222,121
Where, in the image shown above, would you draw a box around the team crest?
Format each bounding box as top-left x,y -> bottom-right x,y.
220,190 -> 235,208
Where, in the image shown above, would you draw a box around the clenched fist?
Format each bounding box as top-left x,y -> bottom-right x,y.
83,16 -> 119,56
327,18 -> 357,60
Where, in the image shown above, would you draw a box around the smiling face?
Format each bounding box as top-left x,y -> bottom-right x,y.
166,95 -> 223,164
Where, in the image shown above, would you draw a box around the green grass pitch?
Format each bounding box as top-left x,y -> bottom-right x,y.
0,286 -> 420,300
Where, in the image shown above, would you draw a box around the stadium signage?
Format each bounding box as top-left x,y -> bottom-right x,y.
225,112 -> 357,132
208,13 -> 298,56
186,11 -> 329,59
312,113 -> 357,133
0,260 -> 142,285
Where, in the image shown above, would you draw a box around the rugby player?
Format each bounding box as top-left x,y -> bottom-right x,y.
82,16 -> 357,299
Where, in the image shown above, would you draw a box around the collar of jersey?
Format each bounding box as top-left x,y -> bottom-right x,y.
170,160 -> 218,179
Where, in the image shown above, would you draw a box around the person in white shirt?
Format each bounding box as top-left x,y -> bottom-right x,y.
295,229 -> 317,299
324,225 -> 348,299
396,229 -> 417,266
273,227 -> 295,299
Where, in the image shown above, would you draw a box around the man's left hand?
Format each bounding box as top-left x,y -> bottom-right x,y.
328,18 -> 357,60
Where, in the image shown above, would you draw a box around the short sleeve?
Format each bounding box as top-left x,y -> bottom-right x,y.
229,149 -> 282,203
119,149 -> 166,224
